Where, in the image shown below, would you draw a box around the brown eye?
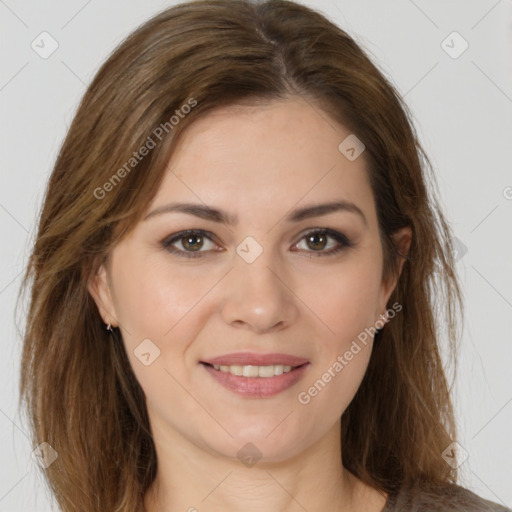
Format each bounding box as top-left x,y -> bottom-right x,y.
305,232 -> 328,251
161,228 -> 352,259
181,233 -> 204,251
293,229 -> 352,257
161,229 -> 218,258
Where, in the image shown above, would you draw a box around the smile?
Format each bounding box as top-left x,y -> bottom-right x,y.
200,362 -> 310,398
211,363 -> 296,377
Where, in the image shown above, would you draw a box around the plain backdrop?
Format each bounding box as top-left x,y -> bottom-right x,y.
1,0 -> 511,510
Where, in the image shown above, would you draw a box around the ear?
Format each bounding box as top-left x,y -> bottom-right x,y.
376,226 -> 412,322
87,263 -> 118,327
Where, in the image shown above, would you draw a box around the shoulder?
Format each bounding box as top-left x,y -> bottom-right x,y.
384,481 -> 512,512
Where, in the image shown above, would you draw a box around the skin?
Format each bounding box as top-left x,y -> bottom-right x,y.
89,96 -> 412,512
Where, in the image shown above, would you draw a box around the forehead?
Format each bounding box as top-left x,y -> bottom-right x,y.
148,98 -> 376,226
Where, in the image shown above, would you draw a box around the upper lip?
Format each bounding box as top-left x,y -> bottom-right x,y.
201,352 -> 309,367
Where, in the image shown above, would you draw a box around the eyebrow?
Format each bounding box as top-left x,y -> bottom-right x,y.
143,200 -> 367,227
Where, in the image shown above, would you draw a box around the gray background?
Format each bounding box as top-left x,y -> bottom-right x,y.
1,0 -> 511,510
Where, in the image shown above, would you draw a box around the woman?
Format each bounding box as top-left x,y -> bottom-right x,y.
18,1 -> 511,511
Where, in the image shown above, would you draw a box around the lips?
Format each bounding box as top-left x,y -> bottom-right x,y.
201,352 -> 309,367
201,361 -> 310,398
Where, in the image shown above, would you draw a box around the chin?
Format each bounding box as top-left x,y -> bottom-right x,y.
200,423 -> 311,465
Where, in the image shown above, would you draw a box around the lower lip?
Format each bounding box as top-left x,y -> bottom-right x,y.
201,363 -> 310,398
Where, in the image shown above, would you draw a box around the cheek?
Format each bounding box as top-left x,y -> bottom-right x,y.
111,254 -> 207,336
293,256 -> 381,413
111,260 -> 209,404
304,257 -> 383,340
298,345 -> 372,426
296,269 -> 379,418
111,256 -> 221,385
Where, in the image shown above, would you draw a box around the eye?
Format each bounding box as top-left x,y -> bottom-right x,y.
161,229 -> 219,258
292,228 -> 352,257
160,228 -> 352,258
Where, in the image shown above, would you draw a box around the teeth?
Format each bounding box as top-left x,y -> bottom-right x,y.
212,364 -> 293,377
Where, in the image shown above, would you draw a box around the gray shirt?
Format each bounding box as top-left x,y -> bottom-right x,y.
382,482 -> 512,511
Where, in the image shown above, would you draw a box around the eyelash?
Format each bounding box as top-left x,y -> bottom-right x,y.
160,228 -> 353,259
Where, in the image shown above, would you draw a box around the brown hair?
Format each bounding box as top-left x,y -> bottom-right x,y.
18,0 -> 463,510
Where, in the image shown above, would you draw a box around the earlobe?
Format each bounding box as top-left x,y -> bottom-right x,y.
87,264 -> 118,327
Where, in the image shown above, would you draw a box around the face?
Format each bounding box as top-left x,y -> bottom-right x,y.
89,97 -> 410,463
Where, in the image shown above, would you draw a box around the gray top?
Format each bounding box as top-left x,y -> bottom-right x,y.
381,482 -> 511,512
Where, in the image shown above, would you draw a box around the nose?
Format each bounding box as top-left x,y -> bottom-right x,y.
220,246 -> 299,334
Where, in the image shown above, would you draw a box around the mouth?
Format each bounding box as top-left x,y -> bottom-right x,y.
200,361 -> 307,378
199,353 -> 311,398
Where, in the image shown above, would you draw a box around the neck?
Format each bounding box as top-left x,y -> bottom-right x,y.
143,419 -> 365,512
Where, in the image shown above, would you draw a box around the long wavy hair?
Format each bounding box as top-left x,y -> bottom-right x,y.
17,0 -> 464,510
